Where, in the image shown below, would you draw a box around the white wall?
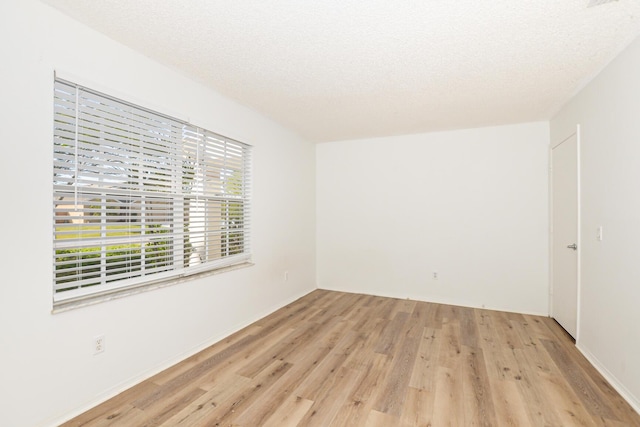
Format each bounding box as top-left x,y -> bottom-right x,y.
551,35 -> 640,413
316,122 -> 550,315
0,2 -> 315,426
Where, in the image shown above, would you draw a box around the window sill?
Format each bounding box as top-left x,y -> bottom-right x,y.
51,262 -> 254,314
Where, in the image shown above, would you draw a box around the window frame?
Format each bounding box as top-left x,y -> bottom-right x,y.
52,78 -> 252,308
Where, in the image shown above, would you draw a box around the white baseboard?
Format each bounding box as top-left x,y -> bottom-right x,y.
317,285 -> 549,317
576,343 -> 640,416
45,286 -> 316,427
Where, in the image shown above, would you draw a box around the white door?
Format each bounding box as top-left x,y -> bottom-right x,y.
551,131 -> 579,339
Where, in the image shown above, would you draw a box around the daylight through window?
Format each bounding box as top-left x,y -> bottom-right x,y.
53,78 -> 252,304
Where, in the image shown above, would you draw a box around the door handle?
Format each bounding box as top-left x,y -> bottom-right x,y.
567,243 -> 577,250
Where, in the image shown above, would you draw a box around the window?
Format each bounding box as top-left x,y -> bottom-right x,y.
53,78 -> 251,305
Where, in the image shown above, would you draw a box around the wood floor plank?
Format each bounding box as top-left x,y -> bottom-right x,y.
343,318 -> 387,371
541,320 -> 640,427
461,347 -> 498,427
137,386 -> 207,427
432,366 -> 465,426
62,290 -> 640,427
459,306 -> 480,348
157,373 -> 251,426
365,409 -> 400,427
400,386 -> 435,427
389,298 -> 417,320
492,310 -> 524,351
351,306 -> 386,336
437,320 -> 462,369
374,310 -> 410,355
490,379 -> 533,427
260,395 -> 314,427
373,329 -> 421,415
306,291 -> 359,324
409,300 -> 433,329
90,405 -> 147,427
342,294 -> 374,324
331,353 -> 391,426
206,360 -> 293,426
512,347 -> 565,426
536,370 -> 598,427
233,345 -> 333,426
475,310 -> 519,381
235,317 -> 326,379
541,338 -> 619,421
408,326 -> 440,391
171,361 -> 290,426
294,330 -> 365,401
371,296 -> 397,320
296,366 -> 362,427
426,302 -> 445,329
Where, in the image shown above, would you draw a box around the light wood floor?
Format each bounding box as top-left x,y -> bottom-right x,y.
63,290 -> 640,426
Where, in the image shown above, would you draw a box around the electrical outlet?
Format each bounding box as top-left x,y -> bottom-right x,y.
433,271 -> 438,280
284,271 -> 289,281
93,335 -> 105,355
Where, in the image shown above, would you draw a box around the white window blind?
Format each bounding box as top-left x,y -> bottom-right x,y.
53,78 -> 251,304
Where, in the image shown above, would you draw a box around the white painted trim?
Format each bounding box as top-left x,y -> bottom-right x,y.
45,286 -> 316,427
52,262 -> 255,314
548,142 -> 554,318
548,125 -> 581,339
577,343 -> 640,416
317,286 -> 550,317
575,124 -> 582,343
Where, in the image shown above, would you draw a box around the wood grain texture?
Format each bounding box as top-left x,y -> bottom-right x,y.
62,290 -> 640,427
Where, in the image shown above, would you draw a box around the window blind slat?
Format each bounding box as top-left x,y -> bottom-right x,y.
53,78 -> 252,304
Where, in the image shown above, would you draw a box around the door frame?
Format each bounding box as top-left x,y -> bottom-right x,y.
549,124 -> 581,341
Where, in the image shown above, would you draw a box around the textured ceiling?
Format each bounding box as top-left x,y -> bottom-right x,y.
43,0 -> 640,142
